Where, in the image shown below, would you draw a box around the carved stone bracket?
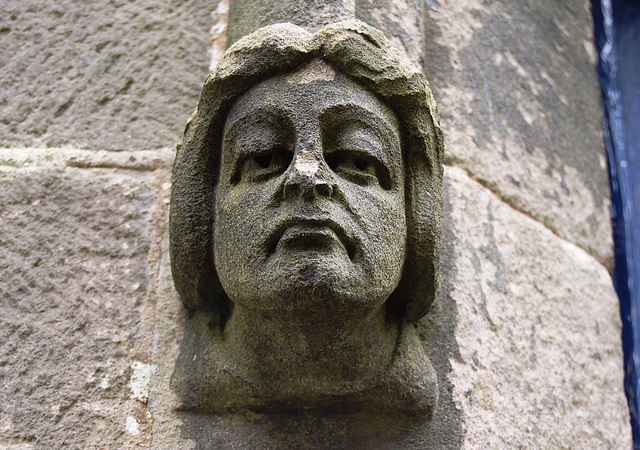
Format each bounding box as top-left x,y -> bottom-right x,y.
169,20 -> 444,419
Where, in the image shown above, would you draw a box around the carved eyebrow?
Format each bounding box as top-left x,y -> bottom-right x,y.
320,103 -> 401,168
221,106 -> 295,184
223,106 -> 292,155
321,103 -> 399,140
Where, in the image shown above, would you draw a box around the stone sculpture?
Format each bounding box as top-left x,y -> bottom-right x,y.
169,20 -> 444,417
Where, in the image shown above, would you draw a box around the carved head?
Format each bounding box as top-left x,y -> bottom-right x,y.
170,20 -> 444,323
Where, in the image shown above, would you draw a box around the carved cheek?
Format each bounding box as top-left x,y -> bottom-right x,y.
339,179 -> 406,266
216,183 -> 268,235
214,183 -> 272,299
370,192 -> 406,258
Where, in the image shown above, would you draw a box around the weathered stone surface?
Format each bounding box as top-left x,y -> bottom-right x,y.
356,0 -> 426,68
151,223 -> 463,449
423,0 -> 613,267
0,164 -> 164,447
148,226 -> 190,449
0,147 -> 174,171
227,0 -> 356,45
210,0 -> 230,70
0,0 -> 215,151
443,165 -> 630,448
165,21 -> 450,446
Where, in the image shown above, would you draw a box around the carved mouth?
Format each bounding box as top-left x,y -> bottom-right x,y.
265,218 -> 356,261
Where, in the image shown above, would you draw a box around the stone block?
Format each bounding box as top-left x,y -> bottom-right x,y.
423,0 -> 613,266
0,166 -> 162,447
441,166 -> 630,448
0,0 -> 216,151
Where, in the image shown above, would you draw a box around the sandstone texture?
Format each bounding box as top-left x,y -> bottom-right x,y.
423,0 -> 613,267
227,0 -> 356,45
0,153 -> 171,447
356,0 -> 426,68
0,0 -> 632,448
444,165 -> 630,448
0,0 -> 215,151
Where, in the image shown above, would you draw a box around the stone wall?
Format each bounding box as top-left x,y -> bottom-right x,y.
0,0 -> 631,448
0,0 -> 211,446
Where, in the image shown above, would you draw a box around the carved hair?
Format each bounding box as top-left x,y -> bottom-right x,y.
170,20 -> 444,322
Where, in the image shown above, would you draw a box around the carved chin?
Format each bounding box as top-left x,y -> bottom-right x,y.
220,252 -> 396,314
271,256 -> 356,301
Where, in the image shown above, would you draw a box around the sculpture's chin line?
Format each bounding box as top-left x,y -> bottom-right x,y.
230,261 -> 388,315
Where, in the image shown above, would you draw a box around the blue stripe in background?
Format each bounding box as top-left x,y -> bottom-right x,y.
592,0 -> 640,445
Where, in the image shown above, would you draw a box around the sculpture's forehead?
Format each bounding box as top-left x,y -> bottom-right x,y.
224,59 -> 399,133
285,58 -> 337,84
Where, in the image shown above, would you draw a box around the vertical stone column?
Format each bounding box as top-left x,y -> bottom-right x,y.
225,0 -> 425,68
227,0 -> 355,45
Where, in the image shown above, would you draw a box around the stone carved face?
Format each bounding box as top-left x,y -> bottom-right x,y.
170,21 -> 444,323
214,60 -> 406,315
169,21 -> 445,417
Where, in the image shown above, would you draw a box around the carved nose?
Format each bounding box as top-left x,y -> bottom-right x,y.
283,160 -> 334,201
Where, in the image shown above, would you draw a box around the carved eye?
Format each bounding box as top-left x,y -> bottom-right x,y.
237,148 -> 293,183
325,150 -> 391,190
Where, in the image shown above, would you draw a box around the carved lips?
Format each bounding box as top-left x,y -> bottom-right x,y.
265,217 -> 357,261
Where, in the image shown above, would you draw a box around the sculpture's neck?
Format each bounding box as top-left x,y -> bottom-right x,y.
223,302 -> 400,386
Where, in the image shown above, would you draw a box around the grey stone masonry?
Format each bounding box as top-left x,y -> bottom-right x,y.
0,0 -> 631,447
